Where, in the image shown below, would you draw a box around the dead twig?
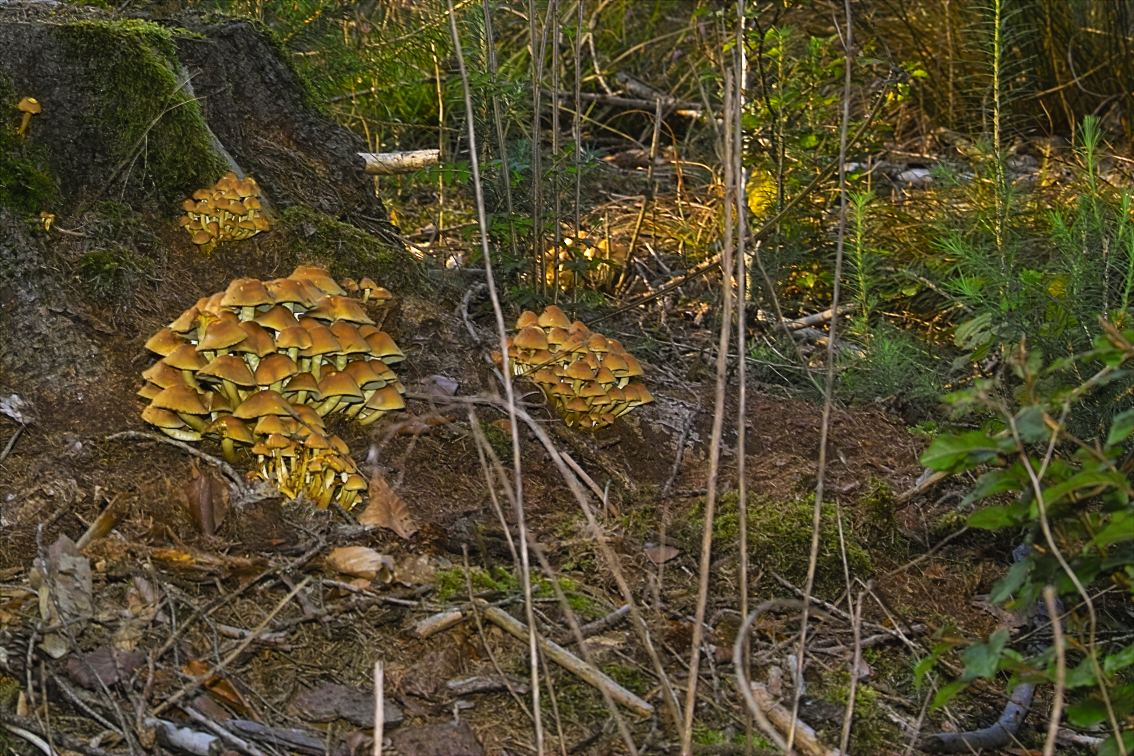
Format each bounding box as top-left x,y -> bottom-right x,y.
0,424 -> 23,465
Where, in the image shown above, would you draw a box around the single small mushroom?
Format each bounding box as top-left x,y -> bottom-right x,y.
538,305 -> 571,329
204,416 -> 253,463
16,97 -> 40,137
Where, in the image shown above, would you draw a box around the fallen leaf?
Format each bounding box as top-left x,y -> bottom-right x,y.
179,460 -> 229,536
397,414 -> 456,435
183,659 -> 251,715
31,535 -> 93,658
292,683 -> 404,728
66,647 -> 145,689
645,544 -> 679,564
421,375 -> 458,397
326,547 -> 394,581
490,418 -> 513,436
359,475 -> 418,539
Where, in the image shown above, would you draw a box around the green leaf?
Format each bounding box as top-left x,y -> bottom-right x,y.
1105,642 -> 1134,674
1092,511 -> 1134,549
932,678 -> 970,710
1065,657 -> 1097,689
1042,470 -> 1126,508
1015,406 -> 1049,443
961,629 -> 1010,678
921,432 -> 1012,473
1107,408 -> 1134,446
967,505 -> 1015,530
963,466 -> 1028,508
1067,697 -> 1111,728
1099,730 -> 1134,756
989,558 -> 1030,603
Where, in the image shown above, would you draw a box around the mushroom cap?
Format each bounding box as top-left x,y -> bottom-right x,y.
343,359 -> 387,389
580,381 -> 607,399
233,389 -> 294,419
303,432 -> 331,450
299,326 -> 341,357
198,318 -> 248,352
585,334 -> 610,353
514,325 -> 549,352
291,404 -> 326,430
221,278 -> 273,312
254,353 -> 300,387
328,321 -> 371,355
163,344 -> 206,371
142,360 -> 186,389
254,415 -> 293,438
151,385 -> 209,415
281,372 -> 323,401
318,372 -> 364,401
307,295 -> 375,325
365,385 -> 405,412
289,265 -> 346,296
264,278 -> 317,309
145,328 -> 186,356
363,331 -> 405,363
565,396 -> 589,413
530,368 -> 560,385
191,230 -> 213,246
197,354 -> 256,386
17,97 -> 41,114
565,360 -> 596,381
600,352 -> 628,374
516,311 -> 539,329
254,304 -> 301,333
594,366 -> 616,386
167,307 -> 200,334
546,327 -> 569,347
232,321 -> 277,358
141,405 -> 186,430
622,353 -> 644,377
342,473 -> 368,492
205,416 -> 254,444
629,383 -> 654,404
275,326 -> 313,352
538,305 -> 571,329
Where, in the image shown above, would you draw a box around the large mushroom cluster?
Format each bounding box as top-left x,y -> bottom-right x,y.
139,265 -> 403,509
504,306 -> 653,428
178,172 -> 270,254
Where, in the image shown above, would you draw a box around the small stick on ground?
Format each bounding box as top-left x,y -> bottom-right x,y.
662,409 -> 696,497
483,605 -> 654,717
0,424 -> 24,465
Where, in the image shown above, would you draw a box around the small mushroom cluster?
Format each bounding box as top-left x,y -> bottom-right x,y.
542,229 -> 628,292
140,265 -> 402,509
178,172 -> 270,253
504,306 -> 653,429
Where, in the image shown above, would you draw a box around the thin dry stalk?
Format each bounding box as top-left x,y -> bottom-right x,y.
680,64 -> 737,756
733,4 -> 752,751
447,3 -> 545,750
1041,586 -> 1065,756
788,1 -> 855,749
373,661 -> 384,756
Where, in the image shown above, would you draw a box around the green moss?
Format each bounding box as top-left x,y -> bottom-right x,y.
0,82 -> 57,214
275,205 -> 425,294
602,664 -> 647,696
688,492 -> 873,593
77,247 -> 152,302
54,19 -> 226,203
818,675 -> 901,756
435,566 -> 520,601
481,419 -> 512,462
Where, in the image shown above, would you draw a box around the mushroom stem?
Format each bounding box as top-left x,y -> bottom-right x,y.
221,437 -> 236,464
17,112 -> 32,136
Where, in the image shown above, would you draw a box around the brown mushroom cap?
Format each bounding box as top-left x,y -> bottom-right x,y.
565,360 -> 596,382
514,325 -> 549,352
516,311 -> 540,329
281,372 -> 323,401
255,353 -> 300,387
276,326 -> 313,353
254,304 -> 301,333
233,390 -> 294,420
163,344 -> 206,372
253,415 -> 293,438
151,385 -> 209,416
197,354 -> 256,387
538,305 -> 571,329
289,265 -> 346,296
328,321 -> 371,355
363,331 -> 405,363
232,321 -> 277,358
343,359 -> 387,389
318,372 -> 364,400
264,278 -> 317,309
299,327 -> 341,358
18,97 -> 41,115
365,385 -> 406,412
198,318 -> 248,353
145,328 -> 186,356
167,307 -> 200,334
206,416 -> 254,445
307,295 -> 375,325
142,360 -> 186,389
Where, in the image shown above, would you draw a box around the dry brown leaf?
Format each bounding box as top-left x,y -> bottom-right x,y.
183,659 -> 250,715
490,418 -> 513,436
179,460 -> 229,536
358,475 -> 418,539
326,547 -> 393,580
66,646 -> 145,689
645,544 -> 679,564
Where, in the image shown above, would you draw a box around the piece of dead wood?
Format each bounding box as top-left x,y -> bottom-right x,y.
358,149 -> 440,175
482,605 -> 653,717
747,683 -> 836,756
358,474 -> 418,539
227,720 -> 325,755
559,450 -> 606,502
146,717 -> 220,756
778,303 -> 859,331
895,469 -> 948,505
556,604 -> 631,645
409,608 -> 467,639
447,675 -> 530,696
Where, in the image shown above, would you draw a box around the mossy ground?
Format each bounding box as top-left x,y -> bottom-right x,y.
53,19 -> 226,205
0,79 -> 56,215
272,205 -> 425,294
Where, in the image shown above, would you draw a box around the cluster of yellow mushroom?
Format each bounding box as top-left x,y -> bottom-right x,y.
504,306 -> 652,429
139,265 -> 403,509
543,229 -> 628,291
178,172 -> 270,254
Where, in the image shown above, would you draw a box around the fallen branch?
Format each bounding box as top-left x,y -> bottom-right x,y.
778,303 -> 859,331
358,149 -> 440,175
747,683 -> 836,756
483,605 -> 654,717
919,682 -> 1035,753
